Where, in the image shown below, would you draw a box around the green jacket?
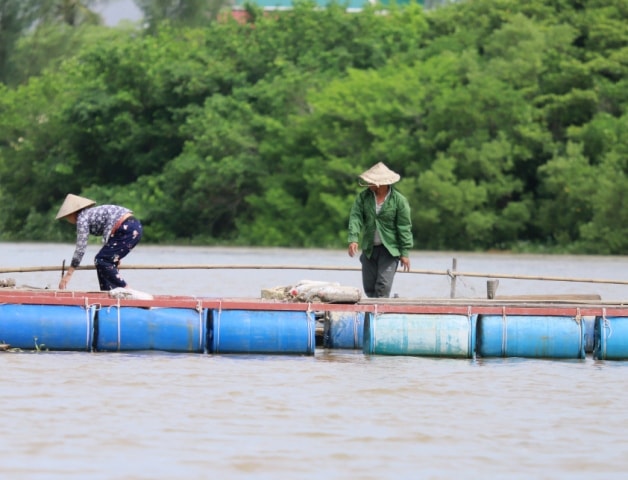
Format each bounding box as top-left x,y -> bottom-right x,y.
347,187 -> 413,258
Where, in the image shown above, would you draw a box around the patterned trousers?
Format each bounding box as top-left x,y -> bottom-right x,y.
94,217 -> 143,291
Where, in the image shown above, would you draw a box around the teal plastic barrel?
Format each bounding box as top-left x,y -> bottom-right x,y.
323,311 -> 364,349
209,309 -> 315,355
583,316 -> 595,353
477,315 -> 585,359
0,304 -> 95,351
363,313 -> 477,358
95,306 -> 206,352
594,316 -> 628,360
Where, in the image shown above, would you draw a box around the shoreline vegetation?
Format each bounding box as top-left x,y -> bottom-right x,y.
1,0 -> 627,254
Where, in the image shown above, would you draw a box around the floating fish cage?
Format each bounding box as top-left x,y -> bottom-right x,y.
0,295 -> 625,360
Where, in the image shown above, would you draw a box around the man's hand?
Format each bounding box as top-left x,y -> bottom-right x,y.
348,242 -> 359,257
399,256 -> 411,272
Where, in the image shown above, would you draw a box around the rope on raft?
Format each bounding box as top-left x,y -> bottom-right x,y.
2,263 -> 628,286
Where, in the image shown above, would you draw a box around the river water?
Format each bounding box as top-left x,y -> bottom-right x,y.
2,242 -> 628,479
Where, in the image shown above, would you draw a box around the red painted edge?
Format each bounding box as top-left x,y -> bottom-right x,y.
1,290 -> 628,316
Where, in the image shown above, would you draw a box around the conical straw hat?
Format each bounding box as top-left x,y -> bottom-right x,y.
55,194 -> 96,220
358,162 -> 400,187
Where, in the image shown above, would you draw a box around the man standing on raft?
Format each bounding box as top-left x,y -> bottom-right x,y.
56,194 -> 143,291
347,162 -> 413,298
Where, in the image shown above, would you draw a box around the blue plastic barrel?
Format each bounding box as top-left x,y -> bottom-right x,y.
209,309 -> 315,355
477,315 -> 585,359
594,316 -> 628,360
95,306 -> 206,352
323,311 -> 364,349
0,304 -> 95,351
363,313 -> 477,358
583,316 -> 595,353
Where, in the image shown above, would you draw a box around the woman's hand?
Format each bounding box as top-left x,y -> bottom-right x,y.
59,267 -> 74,290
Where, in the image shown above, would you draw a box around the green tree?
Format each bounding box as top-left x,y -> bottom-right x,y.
1,0 -> 112,85
11,23 -> 129,86
133,0 -> 227,31
535,142 -> 597,248
37,0 -> 107,26
0,72 -> 75,239
568,113 -> 628,253
0,0 -> 40,84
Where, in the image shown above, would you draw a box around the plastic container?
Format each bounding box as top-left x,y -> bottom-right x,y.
95,306 -> 206,352
208,309 -> 315,355
363,312 -> 477,358
0,304 -> 95,351
583,316 -> 595,353
323,311 -> 364,349
477,315 -> 585,359
594,316 -> 628,360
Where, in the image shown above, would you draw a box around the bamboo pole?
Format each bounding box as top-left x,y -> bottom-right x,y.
2,263 -> 628,286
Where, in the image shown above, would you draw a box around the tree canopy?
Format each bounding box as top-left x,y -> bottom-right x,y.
1,0 -> 628,253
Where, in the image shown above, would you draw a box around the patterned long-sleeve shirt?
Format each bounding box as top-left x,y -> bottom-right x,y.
71,205 -> 132,268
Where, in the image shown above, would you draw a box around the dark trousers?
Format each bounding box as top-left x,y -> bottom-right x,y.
94,217 -> 143,291
360,245 -> 399,298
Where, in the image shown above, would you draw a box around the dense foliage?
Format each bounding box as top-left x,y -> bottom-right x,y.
1,0 -> 628,253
